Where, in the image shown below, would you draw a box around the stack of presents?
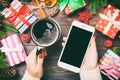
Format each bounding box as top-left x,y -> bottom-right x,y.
0,0 -> 120,79
95,5 -> 120,80
0,0 -> 37,66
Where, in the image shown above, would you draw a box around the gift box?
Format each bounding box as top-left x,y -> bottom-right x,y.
99,49 -> 120,80
1,0 -> 37,33
0,34 -> 27,66
59,0 -> 86,15
95,5 -> 120,39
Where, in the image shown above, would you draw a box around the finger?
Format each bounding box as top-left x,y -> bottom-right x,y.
42,48 -> 47,57
87,37 -> 96,49
33,54 -> 44,78
26,47 -> 38,64
85,37 -> 97,57
63,37 -> 67,42
36,54 -> 44,69
62,42 -> 65,47
93,36 -> 96,41
81,37 -> 98,70
90,37 -> 97,50
28,46 -> 37,58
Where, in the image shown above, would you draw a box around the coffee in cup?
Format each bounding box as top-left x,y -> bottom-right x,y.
31,18 -> 61,47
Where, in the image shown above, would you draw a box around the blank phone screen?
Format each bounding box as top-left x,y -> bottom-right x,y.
60,26 -> 93,68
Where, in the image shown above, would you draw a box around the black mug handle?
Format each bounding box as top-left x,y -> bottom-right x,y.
36,46 -> 43,56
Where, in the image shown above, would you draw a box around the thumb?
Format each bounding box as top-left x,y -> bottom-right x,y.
34,54 -> 44,78
26,47 -> 37,64
81,37 -> 98,71
37,54 -> 44,68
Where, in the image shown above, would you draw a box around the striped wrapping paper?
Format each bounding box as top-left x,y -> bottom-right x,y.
0,34 -> 27,66
99,49 -> 120,80
1,0 -> 37,33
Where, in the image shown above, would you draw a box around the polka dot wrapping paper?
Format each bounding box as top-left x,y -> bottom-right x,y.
59,0 -> 86,15
95,5 -> 120,39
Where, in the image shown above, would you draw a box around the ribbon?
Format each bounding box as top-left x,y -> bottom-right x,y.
6,5 -> 31,26
59,0 -> 85,12
14,11 -> 32,28
0,43 -> 23,53
99,56 -> 120,78
99,9 -> 120,34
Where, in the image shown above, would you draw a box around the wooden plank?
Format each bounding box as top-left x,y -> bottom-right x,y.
15,1 -> 120,80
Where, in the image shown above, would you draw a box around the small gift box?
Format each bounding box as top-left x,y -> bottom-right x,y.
95,5 -> 120,39
1,0 -> 37,33
0,34 -> 27,66
99,49 -> 120,80
59,0 -> 86,15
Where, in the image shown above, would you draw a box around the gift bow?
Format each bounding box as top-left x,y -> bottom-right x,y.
6,5 -> 31,25
99,56 -> 120,78
59,0 -> 85,12
0,43 -> 23,53
99,10 -> 120,30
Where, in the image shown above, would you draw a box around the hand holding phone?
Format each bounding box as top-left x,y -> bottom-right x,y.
58,20 -> 95,73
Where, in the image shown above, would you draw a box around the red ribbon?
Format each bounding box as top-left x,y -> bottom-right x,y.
99,56 -> 120,78
6,5 -> 31,27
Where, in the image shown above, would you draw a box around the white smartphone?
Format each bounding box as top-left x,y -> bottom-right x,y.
57,20 -> 95,73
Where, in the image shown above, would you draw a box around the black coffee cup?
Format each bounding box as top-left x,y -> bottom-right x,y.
30,18 -> 61,47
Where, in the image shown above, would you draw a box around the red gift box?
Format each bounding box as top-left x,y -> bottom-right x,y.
1,0 -> 37,33
95,5 -> 120,39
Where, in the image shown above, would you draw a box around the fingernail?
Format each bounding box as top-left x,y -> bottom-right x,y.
93,36 -> 96,41
39,54 -> 43,59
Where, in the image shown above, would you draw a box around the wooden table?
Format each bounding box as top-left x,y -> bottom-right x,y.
15,2 -> 120,80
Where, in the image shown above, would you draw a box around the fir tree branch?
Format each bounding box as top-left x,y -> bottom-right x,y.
90,0 -> 99,14
0,53 -> 9,68
0,30 -> 6,39
113,47 -> 120,56
101,0 -> 107,7
2,21 -> 18,33
0,45 -> 9,68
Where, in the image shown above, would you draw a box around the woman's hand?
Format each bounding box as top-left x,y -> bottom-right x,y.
81,37 -> 98,71
25,47 -> 47,78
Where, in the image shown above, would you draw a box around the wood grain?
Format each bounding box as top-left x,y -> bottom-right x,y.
15,2 -> 120,80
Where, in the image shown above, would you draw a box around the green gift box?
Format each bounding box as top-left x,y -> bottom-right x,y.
59,0 -> 86,15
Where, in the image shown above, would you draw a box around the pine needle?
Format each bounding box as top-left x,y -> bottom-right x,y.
101,0 -> 107,7
0,30 -> 6,39
0,50 -> 9,68
90,0 -> 99,14
89,0 -> 107,14
113,47 -> 120,56
2,21 -> 18,33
